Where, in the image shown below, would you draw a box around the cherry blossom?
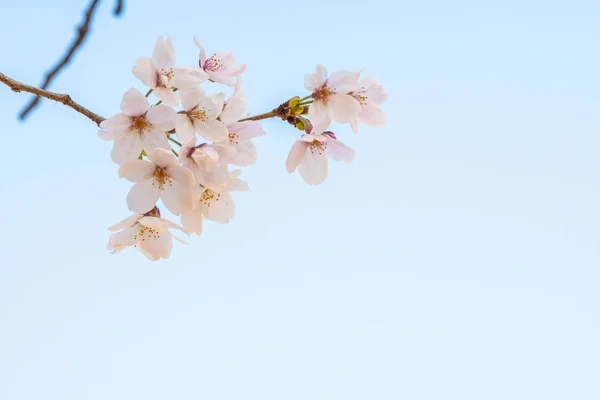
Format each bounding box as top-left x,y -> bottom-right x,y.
106,208 -> 188,261
133,36 -> 208,106
178,139 -> 228,191
286,130 -> 355,185
194,35 -> 246,86
305,64 -> 362,132
348,76 -> 388,133
174,87 -> 228,143
98,88 -> 174,165
212,121 -> 265,166
119,148 -> 196,215
181,170 -> 249,234
89,34 -> 387,260
212,81 -> 265,166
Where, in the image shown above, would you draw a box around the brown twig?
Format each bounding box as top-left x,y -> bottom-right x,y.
19,0 -> 124,120
240,103 -> 291,122
1,72 -> 104,125
113,0 -> 124,15
240,110 -> 280,121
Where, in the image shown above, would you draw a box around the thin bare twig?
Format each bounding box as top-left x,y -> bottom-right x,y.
113,0 -> 124,15
240,110 -> 280,122
19,0 -> 124,120
1,72 -> 104,125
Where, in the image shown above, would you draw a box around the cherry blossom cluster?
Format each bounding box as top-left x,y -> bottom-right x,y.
98,36 -> 387,261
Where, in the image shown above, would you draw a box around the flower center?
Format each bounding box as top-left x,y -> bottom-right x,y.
309,141 -> 327,155
350,86 -> 368,106
204,55 -> 223,71
228,133 -> 240,144
131,116 -> 151,136
312,85 -> 334,101
158,68 -> 174,87
190,109 -> 207,122
152,167 -> 173,190
133,225 -> 160,242
200,189 -> 221,207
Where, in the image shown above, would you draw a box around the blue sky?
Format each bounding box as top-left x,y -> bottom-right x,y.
1,0 -> 599,399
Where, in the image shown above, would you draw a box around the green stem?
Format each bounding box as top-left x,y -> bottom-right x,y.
145,89 -> 153,98
298,95 -> 312,102
168,135 -> 182,147
171,149 -> 179,157
297,100 -> 314,107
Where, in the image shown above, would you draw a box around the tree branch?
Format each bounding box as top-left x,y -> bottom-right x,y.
240,110 -> 280,122
113,0 -> 124,15
19,0 -> 124,120
1,72 -> 105,126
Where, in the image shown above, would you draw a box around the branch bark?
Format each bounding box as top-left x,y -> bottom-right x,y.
19,0 -> 124,120
1,72 -> 104,126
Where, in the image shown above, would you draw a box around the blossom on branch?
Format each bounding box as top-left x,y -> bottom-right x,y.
194,35 -> 246,86
181,170 -> 249,234
212,82 -> 265,166
98,88 -> 174,165
179,139 -> 229,191
0,33 -> 388,261
133,36 -> 208,106
174,87 -> 229,143
286,130 -> 354,185
304,64 -> 362,132
119,148 -> 196,216
348,76 -> 388,133
107,208 -> 189,261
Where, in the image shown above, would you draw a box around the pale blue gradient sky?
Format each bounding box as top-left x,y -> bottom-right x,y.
1,0 -> 600,399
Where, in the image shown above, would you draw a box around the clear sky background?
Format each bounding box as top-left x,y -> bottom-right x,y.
1,0 -> 599,399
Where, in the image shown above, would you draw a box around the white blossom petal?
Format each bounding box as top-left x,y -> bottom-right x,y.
326,138 -> 355,163
173,66 -> 209,88
230,140 -> 257,166
308,100 -> 332,133
108,214 -> 142,231
99,113 -> 132,134
120,88 -> 149,117
166,164 -> 195,188
138,245 -> 160,261
127,179 -> 161,214
132,57 -> 158,88
361,76 -> 388,104
175,115 -> 195,144
229,121 -> 265,140
98,129 -> 117,141
109,226 -> 140,248
111,133 -> 143,165
359,100 -> 386,126
327,70 -> 361,93
327,93 -> 361,124
146,105 -> 176,126
220,97 -> 248,126
161,182 -> 194,216
139,232 -> 173,260
139,216 -> 173,233
181,207 -> 203,235
154,87 -> 179,107
195,119 -> 228,142
152,36 -> 176,71
203,191 -> 235,223
298,147 -> 328,185
193,35 -> 207,67
118,159 -> 156,182
286,140 -> 308,173
141,128 -> 170,154
146,148 -> 177,168
179,88 -> 204,112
